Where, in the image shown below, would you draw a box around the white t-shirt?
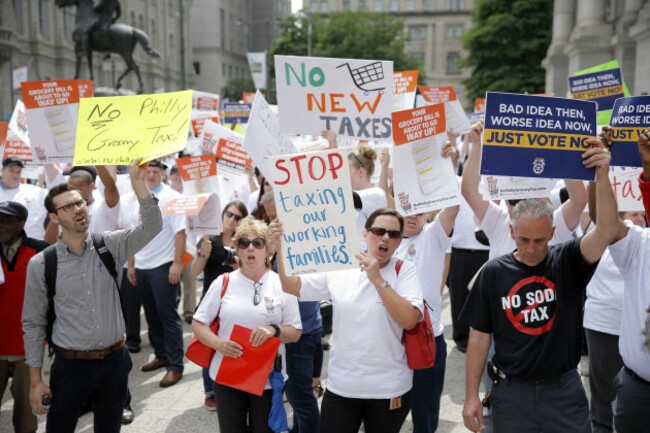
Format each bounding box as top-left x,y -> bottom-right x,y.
119,185 -> 186,269
608,223 -> 650,381
299,256 -> 423,399
193,270 -> 302,389
478,200 -> 575,259
0,184 -> 48,240
395,218 -> 450,336
88,196 -> 120,233
583,248 -> 624,335
355,187 -> 387,251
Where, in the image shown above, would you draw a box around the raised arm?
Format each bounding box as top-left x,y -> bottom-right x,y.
460,119 -> 489,222
378,148 -> 395,209
559,179 -> 588,231
96,165 -> 119,208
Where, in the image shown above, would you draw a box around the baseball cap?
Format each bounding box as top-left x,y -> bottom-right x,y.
69,166 -> 98,183
0,201 -> 28,221
147,159 -> 168,170
2,156 -> 25,169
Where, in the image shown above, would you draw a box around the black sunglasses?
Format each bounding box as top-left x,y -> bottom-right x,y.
367,227 -> 402,239
253,281 -> 263,306
237,237 -> 266,249
226,210 -> 243,221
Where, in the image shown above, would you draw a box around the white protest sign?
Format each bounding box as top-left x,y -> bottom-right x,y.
393,70 -> 418,112
243,90 -> 297,181
275,55 -> 394,140
479,175 -> 554,200
162,193 -> 223,235
176,154 -> 220,196
269,149 -> 360,275
8,100 -> 29,145
247,52 -> 267,90
391,104 -> 461,215
418,86 -> 471,135
200,121 -> 253,178
610,166 -> 644,212
192,90 -> 220,111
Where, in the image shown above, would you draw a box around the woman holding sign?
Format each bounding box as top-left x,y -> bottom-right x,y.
192,217 -> 302,433
269,208 -> 423,433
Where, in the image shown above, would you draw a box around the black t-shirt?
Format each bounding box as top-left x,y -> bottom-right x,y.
197,235 -> 235,298
460,237 -> 598,380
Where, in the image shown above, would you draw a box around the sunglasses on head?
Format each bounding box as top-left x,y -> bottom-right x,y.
507,199 -> 522,207
367,227 -> 402,239
226,210 -> 243,221
237,237 -> 266,249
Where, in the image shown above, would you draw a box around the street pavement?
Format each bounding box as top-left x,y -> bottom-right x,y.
2,282 -> 590,432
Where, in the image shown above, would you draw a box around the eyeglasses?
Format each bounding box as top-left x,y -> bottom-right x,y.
237,237 -> 266,249
226,210 -> 243,221
55,200 -> 86,214
367,227 -> 402,239
253,281 -> 263,306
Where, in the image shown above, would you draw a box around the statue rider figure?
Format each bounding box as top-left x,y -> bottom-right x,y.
78,0 -> 122,57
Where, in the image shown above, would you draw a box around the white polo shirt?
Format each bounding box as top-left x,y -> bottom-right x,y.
0,183 -> 48,239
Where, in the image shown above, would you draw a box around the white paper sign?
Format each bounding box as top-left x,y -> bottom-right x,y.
247,51 -> 267,90
162,193 -> 223,235
269,149 -> 360,275
392,104 -> 461,215
479,175 -> 554,200
419,86 -> 471,135
243,90 -> 297,181
275,55 -> 394,140
610,166 -> 645,212
8,100 -> 29,145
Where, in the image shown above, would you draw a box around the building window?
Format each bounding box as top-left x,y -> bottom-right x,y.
229,65 -> 233,77
406,0 -> 414,11
39,0 -> 50,38
310,1 -> 318,12
446,0 -> 453,10
389,0 -> 398,11
412,52 -> 425,65
374,0 -> 382,12
130,11 -> 136,27
457,0 -> 464,9
359,0 -> 366,11
342,0 -> 351,10
220,9 -> 225,49
409,26 -> 426,40
455,25 -> 463,38
13,0 -> 24,34
151,19 -> 157,44
320,1 -> 328,13
446,52 -> 461,74
169,34 -> 174,61
63,9 -> 74,43
222,63 -> 226,77
138,14 -> 145,31
169,0 -> 174,16
422,0 -> 430,10
446,25 -> 454,38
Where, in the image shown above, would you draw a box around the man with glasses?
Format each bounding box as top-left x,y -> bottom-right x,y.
22,159 -> 162,432
120,159 -> 186,387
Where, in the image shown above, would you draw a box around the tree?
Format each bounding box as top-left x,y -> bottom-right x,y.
221,78 -> 257,102
460,0 -> 552,105
268,11 -> 423,101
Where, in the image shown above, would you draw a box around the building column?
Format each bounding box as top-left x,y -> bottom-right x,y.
542,0 -> 575,96
564,0 -> 614,75
630,2 -> 650,95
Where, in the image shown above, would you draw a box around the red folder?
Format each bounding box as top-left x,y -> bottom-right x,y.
215,324 -> 281,396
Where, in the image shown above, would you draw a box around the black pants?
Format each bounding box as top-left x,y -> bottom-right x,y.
319,389 -> 411,433
213,383 -> 273,433
585,329 -> 622,432
120,268 -> 142,348
447,248 -> 489,348
46,346 -> 132,433
614,367 -> 650,433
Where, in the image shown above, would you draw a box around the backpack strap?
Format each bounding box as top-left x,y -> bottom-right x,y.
91,233 -> 127,326
43,245 -> 58,356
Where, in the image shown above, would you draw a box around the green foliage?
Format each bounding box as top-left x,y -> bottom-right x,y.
221,78 -> 258,102
460,0 -> 552,105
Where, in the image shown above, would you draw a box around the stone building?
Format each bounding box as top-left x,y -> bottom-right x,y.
543,0 -> 650,97
302,0 -> 474,106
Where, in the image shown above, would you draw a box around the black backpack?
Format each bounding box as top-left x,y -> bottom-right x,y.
43,233 -> 124,355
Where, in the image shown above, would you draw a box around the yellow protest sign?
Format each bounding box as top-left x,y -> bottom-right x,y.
74,90 -> 192,165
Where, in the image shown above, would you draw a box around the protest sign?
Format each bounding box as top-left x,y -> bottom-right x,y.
0,122 -> 7,148
191,112 -> 221,136
242,92 -> 262,103
223,102 -> 252,124
199,120 -> 251,177
21,79 -> 83,163
3,130 -> 33,163
275,55 -> 393,140
176,154 -> 219,196
609,166 -> 644,212
608,96 -> 650,167
247,52 -> 267,90
475,98 -> 485,113
74,90 -> 193,165
163,193 -> 222,235
243,90 -> 297,181
269,149 -> 360,275
571,60 -> 631,125
77,80 -> 94,98
479,175 -> 554,200
192,90 -> 220,111
468,112 -> 483,124
392,70 -> 418,112
481,92 -> 597,181
391,104 -> 461,215
418,86 -> 471,134
12,66 -> 27,90
8,100 -> 29,146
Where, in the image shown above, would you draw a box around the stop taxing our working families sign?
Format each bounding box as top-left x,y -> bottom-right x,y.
481,92 -> 597,181
275,55 -> 393,140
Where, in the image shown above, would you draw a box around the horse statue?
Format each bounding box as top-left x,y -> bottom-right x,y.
56,0 -> 161,94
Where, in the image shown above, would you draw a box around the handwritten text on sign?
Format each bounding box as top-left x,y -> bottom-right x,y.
270,149 -> 360,275
608,96 -> 650,168
481,92 -> 597,180
74,90 -> 193,165
610,166 -> 644,212
275,55 -> 393,140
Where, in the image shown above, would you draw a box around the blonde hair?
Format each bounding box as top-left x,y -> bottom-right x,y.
348,143 -> 377,177
232,216 -> 274,269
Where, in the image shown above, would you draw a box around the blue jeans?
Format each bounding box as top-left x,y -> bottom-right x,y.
411,334 -> 447,433
46,346 -> 131,433
136,263 -> 184,372
285,330 -> 321,433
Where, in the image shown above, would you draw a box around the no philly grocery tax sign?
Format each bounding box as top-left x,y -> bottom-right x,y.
481,92 -> 597,181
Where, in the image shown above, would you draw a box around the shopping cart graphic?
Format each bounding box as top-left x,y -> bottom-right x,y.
337,62 -> 385,95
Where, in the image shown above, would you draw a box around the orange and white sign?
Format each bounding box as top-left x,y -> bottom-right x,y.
392,70 -> 418,111
191,113 -> 221,136
163,193 -> 223,235
419,85 -> 471,134
192,90 -> 220,111
475,97 -> 485,112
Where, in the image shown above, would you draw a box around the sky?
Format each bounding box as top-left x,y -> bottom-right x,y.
292,0 -> 301,13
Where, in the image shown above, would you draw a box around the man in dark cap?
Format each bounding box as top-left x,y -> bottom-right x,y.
0,201 -> 48,433
0,157 -> 48,239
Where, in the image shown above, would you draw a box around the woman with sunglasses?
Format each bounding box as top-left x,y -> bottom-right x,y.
190,200 -> 247,410
269,208 -> 423,433
193,216 -> 302,433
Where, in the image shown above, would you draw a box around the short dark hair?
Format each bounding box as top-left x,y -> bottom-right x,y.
364,208 -> 404,234
45,183 -> 81,214
69,169 -> 94,185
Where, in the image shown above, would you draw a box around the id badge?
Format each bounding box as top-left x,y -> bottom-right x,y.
389,396 -> 402,410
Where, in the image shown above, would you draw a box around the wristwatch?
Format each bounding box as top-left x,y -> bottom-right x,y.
270,324 -> 281,337
377,280 -> 390,292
